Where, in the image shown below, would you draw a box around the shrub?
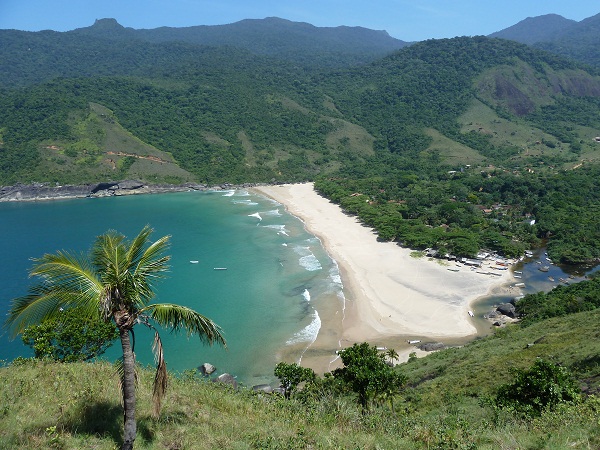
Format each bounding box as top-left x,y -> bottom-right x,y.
21,307 -> 118,362
274,362 -> 316,399
494,359 -> 580,416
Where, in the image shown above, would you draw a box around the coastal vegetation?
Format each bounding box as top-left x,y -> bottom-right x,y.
5,227 -> 226,450
20,307 -> 119,362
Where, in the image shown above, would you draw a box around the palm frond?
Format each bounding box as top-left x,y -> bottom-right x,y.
30,251 -> 102,299
151,331 -> 168,418
126,225 -> 155,268
92,230 -> 124,265
92,230 -> 127,286
6,286 -> 67,336
135,236 -> 171,277
5,252 -> 103,336
130,232 -> 171,305
142,304 -> 226,347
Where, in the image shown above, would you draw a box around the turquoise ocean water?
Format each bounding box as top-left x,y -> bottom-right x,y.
0,190 -> 344,386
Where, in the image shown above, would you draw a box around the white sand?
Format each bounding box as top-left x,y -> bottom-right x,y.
253,183 -> 514,370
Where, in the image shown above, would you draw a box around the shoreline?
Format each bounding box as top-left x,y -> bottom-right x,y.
253,183 -> 516,373
3,179 -> 518,375
0,180 -> 260,202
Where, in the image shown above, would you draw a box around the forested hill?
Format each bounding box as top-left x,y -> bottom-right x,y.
2,30 -> 600,263
0,17 -> 407,79
79,17 -> 408,61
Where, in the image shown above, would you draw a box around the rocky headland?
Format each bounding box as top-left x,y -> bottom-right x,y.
0,180 -> 261,202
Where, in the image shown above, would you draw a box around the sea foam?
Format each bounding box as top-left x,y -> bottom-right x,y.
299,254 -> 322,271
233,199 -> 258,205
302,288 -> 311,302
262,208 -> 282,217
248,212 -> 262,221
293,246 -> 322,271
262,224 -> 289,236
287,310 -> 321,345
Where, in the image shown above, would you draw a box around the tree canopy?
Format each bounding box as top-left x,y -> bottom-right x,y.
21,307 -> 118,362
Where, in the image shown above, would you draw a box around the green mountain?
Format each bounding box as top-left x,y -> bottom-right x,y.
489,14 -> 577,45
535,13 -> 600,68
2,24 -> 600,263
489,12 -> 600,68
71,17 -> 408,68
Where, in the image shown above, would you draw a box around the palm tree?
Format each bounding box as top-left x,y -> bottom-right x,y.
385,348 -> 399,366
5,226 -> 226,450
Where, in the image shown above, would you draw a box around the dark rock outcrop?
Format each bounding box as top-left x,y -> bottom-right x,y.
252,384 -> 273,394
418,342 -> 446,352
0,183 -> 95,201
0,180 -> 261,202
496,303 -> 517,318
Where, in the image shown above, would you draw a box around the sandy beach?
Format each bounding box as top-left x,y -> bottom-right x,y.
253,183 -> 515,371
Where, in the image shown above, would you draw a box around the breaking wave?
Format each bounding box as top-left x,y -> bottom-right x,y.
287,310 -> 321,345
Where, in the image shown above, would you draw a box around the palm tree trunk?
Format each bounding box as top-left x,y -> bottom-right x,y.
120,328 -> 137,450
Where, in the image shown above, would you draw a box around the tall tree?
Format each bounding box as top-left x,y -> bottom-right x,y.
333,342 -> 406,411
5,226 -> 226,450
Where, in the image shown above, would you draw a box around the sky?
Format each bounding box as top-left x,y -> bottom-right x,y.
0,0 -> 598,42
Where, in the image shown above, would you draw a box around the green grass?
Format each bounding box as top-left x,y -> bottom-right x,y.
423,127 -> 485,166
2,310 -> 600,449
325,118 -> 375,158
36,102 -> 196,185
458,99 -> 570,159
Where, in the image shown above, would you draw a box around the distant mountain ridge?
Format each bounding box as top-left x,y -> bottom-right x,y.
489,14 -> 577,45
69,17 -> 409,66
489,12 -> 600,68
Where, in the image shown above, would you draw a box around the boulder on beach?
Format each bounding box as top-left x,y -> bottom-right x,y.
418,342 -> 446,352
496,303 -> 517,318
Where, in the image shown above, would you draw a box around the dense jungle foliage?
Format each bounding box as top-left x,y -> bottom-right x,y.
1,25 -> 600,264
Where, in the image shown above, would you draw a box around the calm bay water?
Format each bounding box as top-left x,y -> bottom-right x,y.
0,190 -> 344,386
4,190 -> 595,385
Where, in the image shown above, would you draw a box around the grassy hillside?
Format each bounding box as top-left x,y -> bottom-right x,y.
2,308 -> 600,449
34,102 -> 195,185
